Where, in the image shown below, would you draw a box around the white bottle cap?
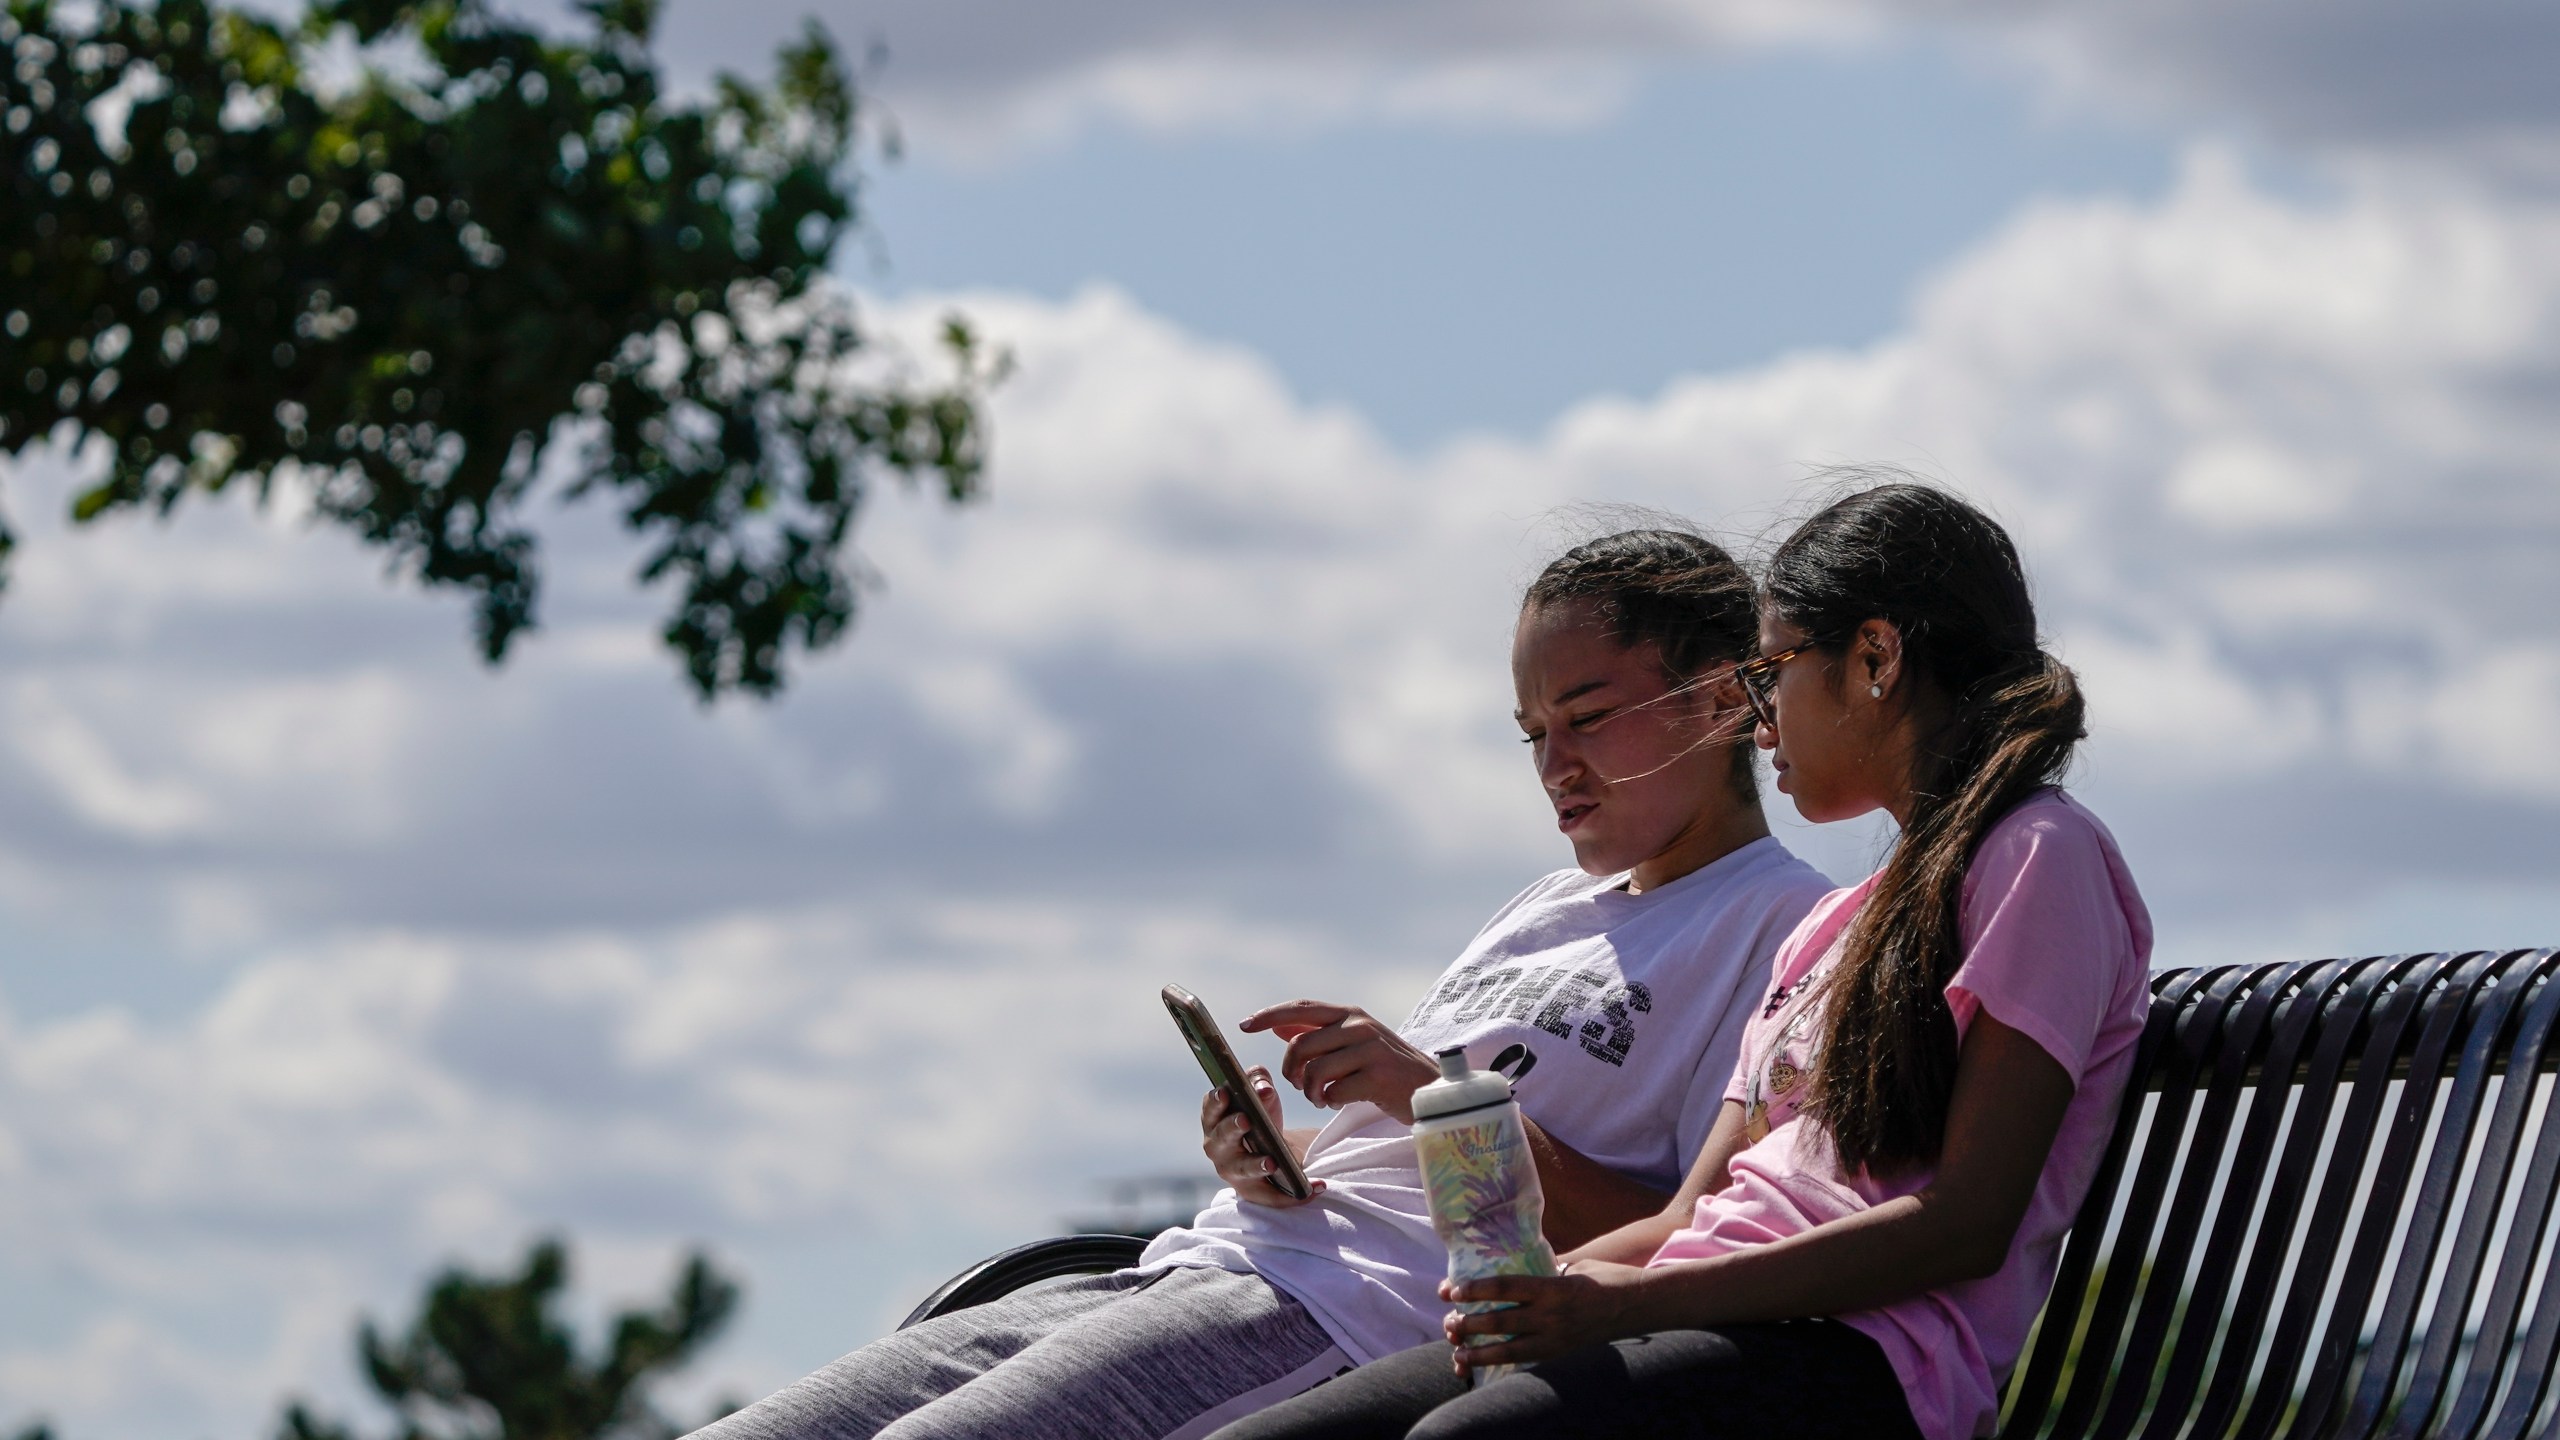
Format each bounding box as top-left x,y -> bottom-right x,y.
1410,1045 -> 1516,1120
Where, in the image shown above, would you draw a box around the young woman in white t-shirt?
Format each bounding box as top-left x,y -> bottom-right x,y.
687,530 -> 1832,1440
1213,483 -> 2152,1440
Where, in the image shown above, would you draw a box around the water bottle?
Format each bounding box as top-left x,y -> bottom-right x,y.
1410,1044 -> 1558,1385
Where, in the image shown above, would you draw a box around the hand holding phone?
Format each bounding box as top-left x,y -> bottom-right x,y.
1165,984 -> 1317,1203
1197,1069 -> 1322,1207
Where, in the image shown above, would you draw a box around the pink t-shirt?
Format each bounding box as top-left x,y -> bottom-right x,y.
1648,789 -> 2152,1440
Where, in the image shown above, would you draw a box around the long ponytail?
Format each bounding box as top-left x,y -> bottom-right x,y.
1765,481 -> 2087,1174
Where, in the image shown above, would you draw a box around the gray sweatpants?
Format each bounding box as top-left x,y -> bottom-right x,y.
690,1266 -> 1354,1440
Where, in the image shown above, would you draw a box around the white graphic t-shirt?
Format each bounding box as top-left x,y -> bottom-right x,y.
1141,835 -> 1831,1363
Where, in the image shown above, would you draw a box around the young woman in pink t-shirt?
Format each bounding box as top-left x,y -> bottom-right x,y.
1213,483 -> 2152,1440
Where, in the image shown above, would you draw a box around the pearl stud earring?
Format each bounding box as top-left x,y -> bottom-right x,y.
1869,684 -> 1883,698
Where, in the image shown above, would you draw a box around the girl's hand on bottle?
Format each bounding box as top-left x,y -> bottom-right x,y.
1201,1066 -> 1325,1208
1438,1260 -> 1652,1371
1241,1000 -> 1441,1123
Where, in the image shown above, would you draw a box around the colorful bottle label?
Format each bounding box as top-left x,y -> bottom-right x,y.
1415,1107 -> 1558,1385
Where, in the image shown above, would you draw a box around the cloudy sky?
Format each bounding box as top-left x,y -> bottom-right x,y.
7,2 -> 2560,1435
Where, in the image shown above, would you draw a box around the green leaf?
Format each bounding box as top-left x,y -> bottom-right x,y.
0,0 -> 995,698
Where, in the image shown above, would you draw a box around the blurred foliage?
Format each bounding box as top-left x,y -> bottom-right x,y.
0,0 -> 999,697
277,1238 -> 741,1440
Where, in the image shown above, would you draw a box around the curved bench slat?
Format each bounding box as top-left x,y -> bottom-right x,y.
2229,952 -> 2445,1440
2157,957 -> 2371,1440
2392,951 -> 2560,1440
2285,951 -> 2504,1440
2342,951 -> 2544,1439
898,1234 -> 1152,1331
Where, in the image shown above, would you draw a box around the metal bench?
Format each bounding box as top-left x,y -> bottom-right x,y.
903,952 -> 2560,1439
899,1233 -> 1154,1330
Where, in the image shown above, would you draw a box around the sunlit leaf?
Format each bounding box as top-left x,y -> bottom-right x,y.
0,0 -> 998,697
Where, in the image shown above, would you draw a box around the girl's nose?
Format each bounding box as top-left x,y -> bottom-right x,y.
1754,716 -> 1780,750
1539,735 -> 1582,788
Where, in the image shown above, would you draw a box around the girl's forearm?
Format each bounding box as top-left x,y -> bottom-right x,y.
1564,1206 -> 1688,1268
1621,1191 -> 1999,1332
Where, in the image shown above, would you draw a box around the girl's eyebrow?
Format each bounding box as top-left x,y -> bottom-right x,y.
1514,678 -> 1613,723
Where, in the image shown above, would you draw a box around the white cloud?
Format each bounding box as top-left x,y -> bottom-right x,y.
0,1315 -> 255,1437
2064,625 -> 2325,776
597,0 -> 1871,156
2164,438 -> 2341,533
919,48 -> 1640,158
563,0 -> 2560,165
4,660 -> 423,853
8,153 -> 2560,1434
1931,0 -> 2560,169
2383,650 -> 2560,800
8,679 -> 216,841
901,660 -> 1078,818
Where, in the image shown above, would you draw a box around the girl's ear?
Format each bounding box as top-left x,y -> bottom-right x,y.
1702,666 -> 1754,735
1855,618 -> 1906,700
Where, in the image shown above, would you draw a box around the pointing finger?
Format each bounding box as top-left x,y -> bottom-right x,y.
1242,1000 -> 1353,1034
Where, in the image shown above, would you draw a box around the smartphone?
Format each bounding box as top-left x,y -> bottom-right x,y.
1162,983 -> 1314,1202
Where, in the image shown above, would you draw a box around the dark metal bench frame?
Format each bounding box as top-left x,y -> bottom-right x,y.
903,953 -> 2560,1439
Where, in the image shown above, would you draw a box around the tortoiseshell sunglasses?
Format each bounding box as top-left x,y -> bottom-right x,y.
1734,644 -> 1821,728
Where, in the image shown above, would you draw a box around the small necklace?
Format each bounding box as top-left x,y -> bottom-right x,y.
1761,974 -> 1809,1019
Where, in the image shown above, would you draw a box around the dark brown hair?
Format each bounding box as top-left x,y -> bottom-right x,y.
1523,528 -> 1760,798
1765,482 -> 2085,1173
